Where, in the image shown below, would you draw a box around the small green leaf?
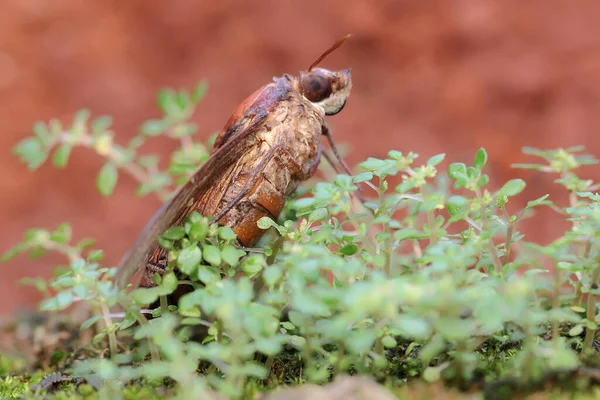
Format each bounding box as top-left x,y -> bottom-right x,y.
13,137 -> 47,170
162,226 -> 186,240
161,272 -> 178,292
333,174 -> 353,190
175,90 -> 191,110
177,245 -> 202,275
73,284 -> 87,298
292,198 -> 316,209
218,226 -> 237,242
381,335 -> 397,348
157,237 -> 175,250
138,155 -> 159,170
526,194 -> 551,210
119,313 -> 138,330
446,195 -> 469,217
498,179 -> 526,197
93,331 -> 108,344
197,266 -> 221,285
140,119 -> 167,136
263,265 -> 283,286
353,171 -> 373,183
158,88 -> 176,114
474,148 -> 488,170
393,228 -> 428,241
187,217 -> 209,241
87,250 -> 104,262
96,162 -> 118,196
308,208 -> 328,222
423,366 -> 441,383
81,315 -> 103,330
467,166 -> 478,179
203,245 -> 221,267
257,217 -> 277,230
586,320 -> 597,330
241,254 -> 263,275
339,243 -> 358,256
568,325 -> 584,337
92,116 -> 113,133
222,245 -> 244,267
32,121 -> 50,144
2,245 -> 23,262
41,291 -> 74,311
180,316 -> 202,324
477,174 -> 489,188
448,163 -> 467,179
132,288 -> 159,306
20,277 -> 47,293
49,119 -> 63,135
192,81 -> 208,103
511,163 -> 549,171
427,153 -> 445,166
281,321 -> 295,331
52,143 -> 72,169
73,109 -> 91,127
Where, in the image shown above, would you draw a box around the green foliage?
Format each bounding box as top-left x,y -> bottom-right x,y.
11,81 -> 212,202
5,85 -> 600,399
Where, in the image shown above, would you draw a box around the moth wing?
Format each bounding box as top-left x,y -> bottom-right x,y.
115,84 -> 285,289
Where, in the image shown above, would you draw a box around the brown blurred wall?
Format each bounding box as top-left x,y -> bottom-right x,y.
2,0 -> 600,314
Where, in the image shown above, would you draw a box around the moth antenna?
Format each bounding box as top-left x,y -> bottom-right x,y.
308,34 -> 352,72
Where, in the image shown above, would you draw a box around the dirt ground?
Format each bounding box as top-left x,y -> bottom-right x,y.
1,0 -> 600,314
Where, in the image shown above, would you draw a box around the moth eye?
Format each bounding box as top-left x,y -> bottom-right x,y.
300,73 -> 333,103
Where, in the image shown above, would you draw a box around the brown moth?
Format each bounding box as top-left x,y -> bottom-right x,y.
115,35 -> 354,290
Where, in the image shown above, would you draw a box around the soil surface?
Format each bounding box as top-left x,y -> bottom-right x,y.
2,0 -> 600,314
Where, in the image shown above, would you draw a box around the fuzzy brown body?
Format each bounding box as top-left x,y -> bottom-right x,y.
203,76 -> 324,245
141,77 -> 325,286
114,36 -> 353,290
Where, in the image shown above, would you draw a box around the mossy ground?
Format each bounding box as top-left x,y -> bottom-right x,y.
1,312 -> 599,399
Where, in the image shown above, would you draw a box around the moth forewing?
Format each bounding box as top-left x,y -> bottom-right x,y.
114,118 -> 263,289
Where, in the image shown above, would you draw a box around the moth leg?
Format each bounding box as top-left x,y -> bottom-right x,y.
212,144 -> 282,222
321,124 -> 376,197
306,144 -> 322,177
321,124 -> 354,177
322,150 -> 342,174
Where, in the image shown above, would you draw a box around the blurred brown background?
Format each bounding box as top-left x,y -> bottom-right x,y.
2,0 -> 600,315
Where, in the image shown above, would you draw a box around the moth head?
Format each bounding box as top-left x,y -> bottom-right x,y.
298,67 -> 352,115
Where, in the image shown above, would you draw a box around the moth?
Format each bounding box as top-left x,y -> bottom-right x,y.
115,35 -> 355,290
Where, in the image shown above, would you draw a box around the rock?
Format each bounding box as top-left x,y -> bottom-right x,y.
262,375 -> 396,400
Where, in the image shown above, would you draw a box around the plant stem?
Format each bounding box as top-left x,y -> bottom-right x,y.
374,337 -> 384,356
501,206 -> 515,265
551,261 -> 560,343
582,264 -> 600,354
303,334 -> 313,375
378,177 -> 392,276
160,295 -> 169,316
335,343 -> 345,373
100,300 -> 118,359
38,241 -> 83,264
475,189 -> 501,274
57,133 -> 172,201
421,187 -> 438,247
118,297 -> 161,361
216,319 -> 224,343
573,240 -> 593,307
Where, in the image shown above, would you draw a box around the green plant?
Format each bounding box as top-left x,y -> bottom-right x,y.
4,82 -> 600,399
